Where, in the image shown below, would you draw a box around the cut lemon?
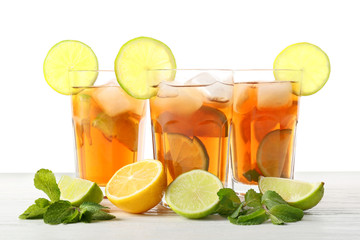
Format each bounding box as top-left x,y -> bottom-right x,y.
165,170 -> 223,219
43,40 -> 98,95
58,175 -> 103,206
114,37 -> 176,99
259,177 -> 324,210
257,129 -> 292,177
105,159 -> 166,213
274,42 -> 330,96
165,133 -> 209,180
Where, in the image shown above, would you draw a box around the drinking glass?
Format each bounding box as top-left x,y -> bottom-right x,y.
230,69 -> 302,193
149,69 -> 233,188
69,70 -> 146,186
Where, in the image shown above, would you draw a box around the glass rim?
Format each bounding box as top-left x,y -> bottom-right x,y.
68,69 -> 114,72
148,68 -> 302,72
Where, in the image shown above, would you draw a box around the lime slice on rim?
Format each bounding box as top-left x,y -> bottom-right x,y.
274,42 -> 330,96
165,170 -> 223,219
58,175 -> 103,206
114,37 -> 176,99
43,40 -> 98,95
259,177 -> 324,210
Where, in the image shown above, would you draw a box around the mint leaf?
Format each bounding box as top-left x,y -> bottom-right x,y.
245,189 -> 262,208
243,169 -> 261,182
229,203 -> 244,218
35,198 -> 51,208
269,204 -> 304,222
79,202 -> 115,222
269,214 -> 285,225
43,200 -> 76,225
19,203 -> 48,219
34,169 -> 60,202
228,208 -> 268,225
62,210 -> 80,224
261,191 -> 287,210
92,210 -> 116,220
215,188 -> 241,216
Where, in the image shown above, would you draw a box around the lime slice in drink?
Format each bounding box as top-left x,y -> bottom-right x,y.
165,133 -> 209,180
58,175 -> 103,206
257,129 -> 292,177
114,37 -> 176,99
43,40 -> 98,95
259,177 -> 324,210
165,170 -> 223,219
273,42 -> 330,96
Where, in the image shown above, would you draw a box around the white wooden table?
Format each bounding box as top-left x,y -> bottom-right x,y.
1,172 -> 359,240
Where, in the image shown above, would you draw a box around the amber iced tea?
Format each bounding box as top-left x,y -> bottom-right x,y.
71,71 -> 146,186
149,70 -> 233,185
231,80 -> 300,188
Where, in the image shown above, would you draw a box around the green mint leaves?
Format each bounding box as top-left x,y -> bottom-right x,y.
20,169 -> 115,224
215,188 -> 304,225
34,169 -> 61,202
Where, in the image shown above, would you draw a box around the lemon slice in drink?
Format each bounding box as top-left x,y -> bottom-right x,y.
165,133 -> 209,180
165,170 -> 223,219
43,40 -> 98,95
274,42 -> 330,96
114,37 -> 176,99
257,129 -> 293,177
58,175 -> 103,206
259,177 -> 325,210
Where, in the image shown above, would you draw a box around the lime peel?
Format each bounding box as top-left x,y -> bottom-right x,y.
259,177 -> 324,210
165,170 -> 223,219
58,175 -> 103,206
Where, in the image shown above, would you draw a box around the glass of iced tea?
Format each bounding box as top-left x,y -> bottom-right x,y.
230,69 -> 302,193
149,69 -> 233,188
69,70 -> 146,186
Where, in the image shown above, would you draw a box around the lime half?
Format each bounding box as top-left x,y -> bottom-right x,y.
58,175 -> 103,206
115,37 -> 176,99
259,177 -> 324,210
43,40 -> 98,95
165,170 -> 223,219
274,42 -> 330,96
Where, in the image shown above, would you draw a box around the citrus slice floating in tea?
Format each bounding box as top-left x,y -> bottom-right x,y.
259,177 -> 325,210
58,175 -> 103,206
43,40 -> 98,95
273,42 -> 330,96
165,169 -> 223,219
165,133 -> 209,180
105,159 -> 166,213
257,129 -> 292,177
114,37 -> 176,99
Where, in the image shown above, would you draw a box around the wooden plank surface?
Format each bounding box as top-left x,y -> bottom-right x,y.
0,172 -> 359,240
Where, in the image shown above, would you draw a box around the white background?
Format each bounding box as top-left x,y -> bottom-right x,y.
1,0 -> 359,173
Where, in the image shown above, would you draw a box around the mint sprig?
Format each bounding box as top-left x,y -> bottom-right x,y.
34,169 -> 60,202
19,169 -> 115,224
215,188 -> 304,225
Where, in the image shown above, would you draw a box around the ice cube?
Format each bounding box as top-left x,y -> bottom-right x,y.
234,84 -> 253,113
92,87 -> 132,117
156,83 -> 179,98
153,86 -> 202,115
186,72 -> 232,105
257,82 -> 292,110
186,72 -> 218,86
203,82 -> 233,104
